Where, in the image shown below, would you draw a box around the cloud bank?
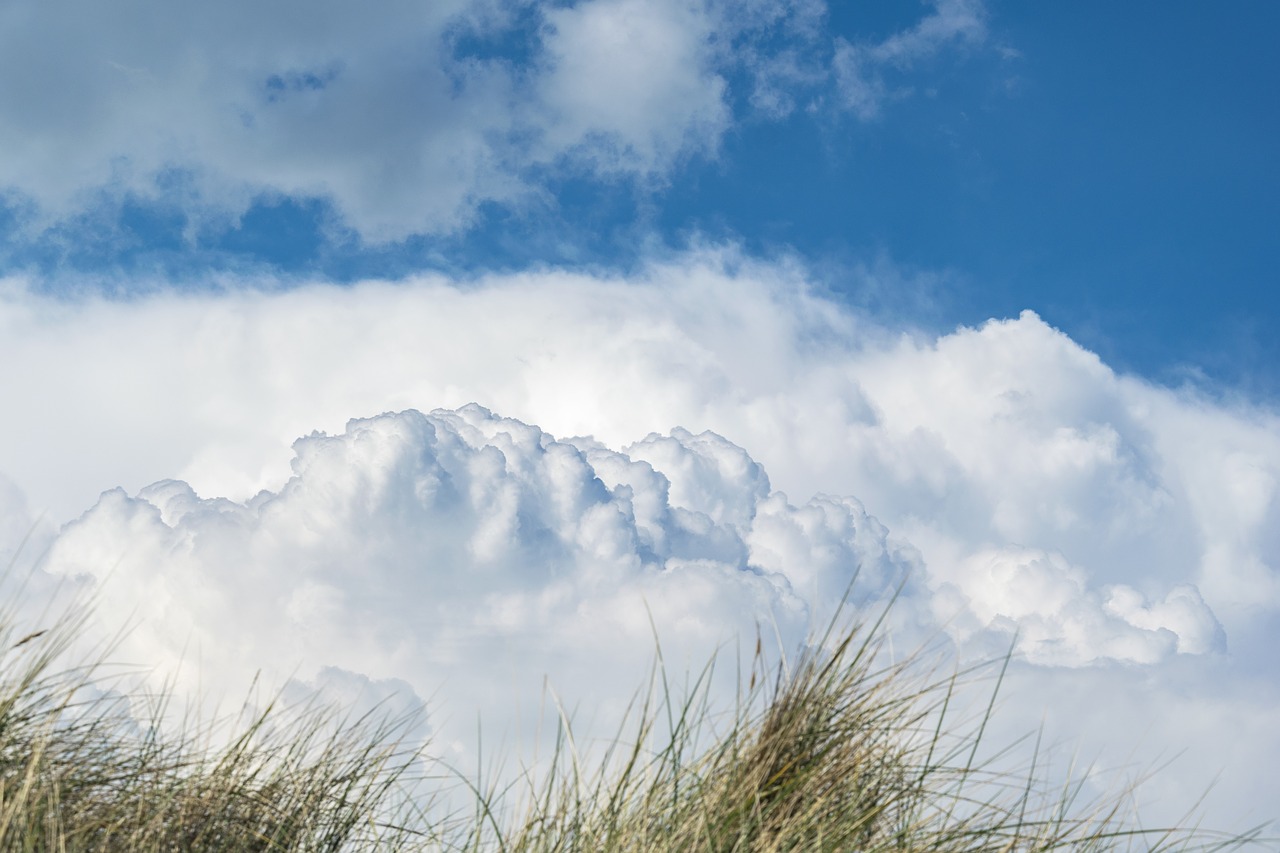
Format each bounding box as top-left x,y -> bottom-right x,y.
3,252 -> 1276,639
3,248 -> 1277,828
41,399 -> 1220,712
0,0 -> 992,243
33,400 -> 1233,802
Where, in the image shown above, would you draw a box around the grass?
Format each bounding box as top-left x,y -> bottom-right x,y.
0,583 -> 431,850
0,575 -> 1269,851
458,598 -> 1269,852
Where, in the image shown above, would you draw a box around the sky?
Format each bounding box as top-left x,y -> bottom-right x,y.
0,0 -> 1277,837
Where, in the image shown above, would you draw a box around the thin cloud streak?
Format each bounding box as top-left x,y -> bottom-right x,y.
833,0 -> 988,119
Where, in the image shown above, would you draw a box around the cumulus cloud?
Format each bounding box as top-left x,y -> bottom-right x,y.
1,247 -> 1278,826
1,253 -> 1275,652
33,398 -> 1233,804
535,0 -> 730,174
38,405 -> 869,761
933,545 -> 1223,666
34,396 -> 1228,728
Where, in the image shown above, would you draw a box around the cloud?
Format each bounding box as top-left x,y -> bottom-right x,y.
2,253 -> 1276,641
534,0 -> 730,175
933,545 -> 1223,666
0,0 -> 999,245
833,0 -> 988,119
0,0 -> 734,243
37,406 -> 843,762
33,400 -> 1231,808
2,247 -> 1278,827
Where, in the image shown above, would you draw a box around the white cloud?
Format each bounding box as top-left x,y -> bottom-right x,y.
933,545 -> 1222,666
0,0 -> 492,238
0,0 -> 1000,242
535,0 -> 729,175
0,0 -> 738,242
38,405 -> 836,764
2,247 -> 1278,828
2,255 -> 1276,644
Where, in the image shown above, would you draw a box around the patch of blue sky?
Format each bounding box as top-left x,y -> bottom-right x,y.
2,198 -> 180,289
262,65 -> 343,104
0,194 -> 330,291
666,2 -> 1280,393
446,1 -> 545,69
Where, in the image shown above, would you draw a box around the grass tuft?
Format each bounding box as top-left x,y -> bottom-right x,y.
459,597 -> 1270,852
0,584 -> 431,851
0,575 -> 1268,851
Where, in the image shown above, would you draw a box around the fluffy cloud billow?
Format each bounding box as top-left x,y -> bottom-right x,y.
34,398 -> 1229,684
37,405 -> 863,761
33,399 -> 1230,785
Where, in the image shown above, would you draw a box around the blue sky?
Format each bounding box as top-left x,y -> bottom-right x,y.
2,0 -> 1279,836
3,1 -> 1276,395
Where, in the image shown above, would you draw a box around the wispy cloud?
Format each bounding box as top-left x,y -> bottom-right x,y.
833,0 -> 988,119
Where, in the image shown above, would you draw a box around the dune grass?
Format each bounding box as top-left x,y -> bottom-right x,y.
0,579 -> 1268,851
0,586 -> 431,851
457,601 -> 1268,853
